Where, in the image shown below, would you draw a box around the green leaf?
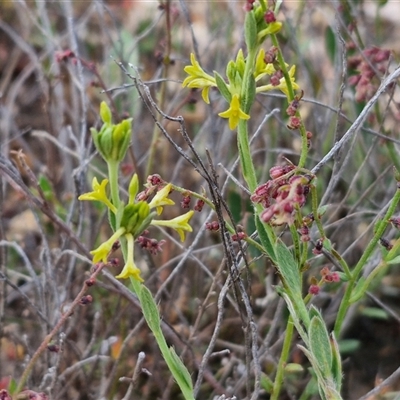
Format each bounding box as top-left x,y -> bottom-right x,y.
139,284 -> 161,333
275,240 -> 301,293
338,339 -> 360,354
169,346 -> 194,392
324,26 -> 337,64
8,376 -> 18,394
242,73 -> 256,114
38,174 -> 54,201
276,241 -> 310,326
284,363 -> 304,373
282,293 -> 308,343
330,332 -> 342,391
255,215 -> 276,262
260,372 -> 274,393
386,254 -> 400,265
317,204 -> 330,217
214,71 -> 232,104
244,9 -> 257,51
361,307 -> 388,320
323,237 -> 332,252
349,277 -> 367,303
308,310 -> 333,379
274,0 -> 283,14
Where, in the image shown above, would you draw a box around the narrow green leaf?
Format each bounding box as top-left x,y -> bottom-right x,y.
8,376 -> 18,394
277,242 -> 310,327
317,204 -> 330,217
139,285 -> 161,333
242,73 -> 256,114
323,237 -> 332,252
324,26 -> 336,64
255,215 -> 276,262
282,293 -> 308,343
169,346 -> 194,392
214,71 -> 232,104
330,332 -> 343,392
386,254 -> 400,265
260,372 -> 274,393
361,307 -> 388,320
309,311 -> 333,379
244,10 -> 257,51
275,240 -> 301,294
349,277 -> 367,303
338,339 -> 360,354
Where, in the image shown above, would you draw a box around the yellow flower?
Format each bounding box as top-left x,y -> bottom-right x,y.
115,233 -> 143,282
258,21 -> 283,42
257,65 -> 300,97
90,227 -> 126,264
182,53 -> 217,104
254,48 -> 276,82
151,210 -> 194,242
218,94 -> 250,130
148,183 -> 175,215
78,177 -> 117,214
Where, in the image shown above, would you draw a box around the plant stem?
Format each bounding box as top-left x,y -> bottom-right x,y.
334,186 -> 400,336
270,34 -> 308,168
271,317 -> 294,400
107,160 -> 121,209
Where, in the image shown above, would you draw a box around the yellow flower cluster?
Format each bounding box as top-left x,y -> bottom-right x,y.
79,176 -> 194,282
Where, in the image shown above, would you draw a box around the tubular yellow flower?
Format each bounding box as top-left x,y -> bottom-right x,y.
90,227 -> 126,264
254,48 -> 276,82
258,21 -> 283,42
148,183 -> 175,215
257,65 -> 300,97
115,233 -> 143,282
218,94 -> 250,130
182,53 -> 217,104
78,177 -> 117,214
151,210 -> 194,242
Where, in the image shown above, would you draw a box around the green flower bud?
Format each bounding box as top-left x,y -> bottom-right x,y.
120,204 -> 140,234
134,205 -> 154,236
110,118 -> 132,162
91,125 -> 113,161
128,174 -> 139,204
100,101 -> 112,124
226,60 -> 237,86
138,201 -> 150,220
235,49 -> 246,77
91,103 -> 133,163
120,201 -> 151,235
91,120 -> 132,163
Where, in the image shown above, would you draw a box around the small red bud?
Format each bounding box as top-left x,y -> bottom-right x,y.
380,237 -> 393,250
264,10 -> 276,23
232,232 -> 246,241
194,199 -> 205,212
112,241 -> 121,251
80,295 -> 93,305
85,278 -> 96,287
47,344 -> 60,353
309,285 -> 320,295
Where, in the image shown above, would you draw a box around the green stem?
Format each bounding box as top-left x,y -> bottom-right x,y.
270,34 -> 308,168
107,160 -> 121,208
334,187 -> 400,336
271,317 -> 294,400
129,278 -> 195,400
237,119 -> 258,192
